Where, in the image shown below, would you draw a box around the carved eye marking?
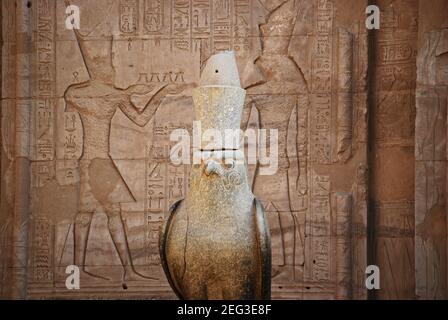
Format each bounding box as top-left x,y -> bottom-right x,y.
224,159 -> 235,170
223,171 -> 242,189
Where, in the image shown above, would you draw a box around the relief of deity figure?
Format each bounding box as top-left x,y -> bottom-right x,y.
242,0 -> 310,282
64,8 -> 187,286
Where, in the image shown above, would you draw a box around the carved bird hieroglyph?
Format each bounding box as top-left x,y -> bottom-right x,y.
159,51 -> 271,300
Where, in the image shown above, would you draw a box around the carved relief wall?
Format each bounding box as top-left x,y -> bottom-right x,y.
0,0 -> 446,300
370,0 -> 418,299
415,0 -> 448,300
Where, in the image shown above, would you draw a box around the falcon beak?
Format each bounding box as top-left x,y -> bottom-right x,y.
204,160 -> 224,177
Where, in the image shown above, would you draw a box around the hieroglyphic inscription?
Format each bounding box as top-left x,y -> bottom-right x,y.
311,1 -> 333,164
335,193 -> 352,299
212,0 -> 232,51
192,0 -> 211,36
311,94 -> 331,163
31,100 -> 54,160
306,171 -> 331,282
372,3 -> 418,299
145,161 -> 166,213
337,30 -> 353,162
31,161 -> 55,188
62,112 -> 82,160
376,39 -> 417,143
144,0 -> 164,33
120,0 -> 139,34
0,0 -> 375,299
33,218 -> 53,282
117,0 -> 252,58
31,0 -> 55,161
145,141 -> 189,267
233,0 -> 250,55
172,0 -> 191,51
415,29 -> 448,300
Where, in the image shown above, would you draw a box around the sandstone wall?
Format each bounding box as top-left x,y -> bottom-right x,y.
415,0 -> 448,300
370,0 -> 418,300
0,0 -> 446,300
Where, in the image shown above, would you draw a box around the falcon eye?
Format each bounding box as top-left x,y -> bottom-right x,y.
224,159 -> 235,170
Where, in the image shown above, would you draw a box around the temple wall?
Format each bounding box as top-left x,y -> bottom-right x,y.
370,0 -> 418,300
414,0 -> 448,300
0,0 -> 446,300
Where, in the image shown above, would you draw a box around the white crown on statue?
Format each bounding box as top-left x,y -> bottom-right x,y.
192,51 -> 246,151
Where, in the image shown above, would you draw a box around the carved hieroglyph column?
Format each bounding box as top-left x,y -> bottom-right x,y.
370,0 -> 418,299
337,30 -> 354,163
415,26 -> 448,300
11,0 -> 32,299
335,193 -> 352,299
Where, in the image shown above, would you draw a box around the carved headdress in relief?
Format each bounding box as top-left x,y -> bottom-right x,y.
260,0 -> 298,55
65,0 -> 115,81
255,0 -> 308,93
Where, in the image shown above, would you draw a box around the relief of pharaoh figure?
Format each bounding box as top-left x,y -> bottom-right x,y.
242,0 -> 310,282
64,7 -> 186,286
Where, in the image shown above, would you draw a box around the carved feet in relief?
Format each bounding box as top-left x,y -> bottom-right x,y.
121,265 -> 158,288
272,265 -> 303,283
77,266 -> 157,289
78,269 -> 111,284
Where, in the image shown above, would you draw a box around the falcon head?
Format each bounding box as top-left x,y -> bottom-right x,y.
192,150 -> 248,191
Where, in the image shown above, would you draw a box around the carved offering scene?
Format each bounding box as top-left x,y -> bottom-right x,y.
0,0 -> 447,301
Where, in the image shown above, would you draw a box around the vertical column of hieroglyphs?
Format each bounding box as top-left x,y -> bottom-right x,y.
232,0 -> 250,56
372,0 -> 418,299
191,0 -> 212,57
335,193 -> 352,299
119,0 -> 139,34
211,0 -> 232,52
29,0 -> 57,289
0,0 -> 16,299
352,12 -> 369,298
305,0 -> 334,292
337,30 -> 353,162
172,0 -> 191,51
336,29 -> 358,299
26,0 -> 56,297
10,0 -> 32,299
415,0 -> 448,299
310,1 -> 333,164
143,0 -> 165,35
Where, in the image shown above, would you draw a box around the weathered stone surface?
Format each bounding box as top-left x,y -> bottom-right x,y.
0,0 -> 370,300
414,0 -> 448,300
0,0 -> 446,300
370,0 -> 418,300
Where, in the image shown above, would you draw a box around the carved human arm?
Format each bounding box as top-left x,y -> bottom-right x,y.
295,94 -> 311,197
119,83 -> 191,127
124,83 -> 157,95
240,96 -> 260,190
240,95 -> 256,132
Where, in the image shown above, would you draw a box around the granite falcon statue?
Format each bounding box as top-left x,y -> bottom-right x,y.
159,51 -> 271,300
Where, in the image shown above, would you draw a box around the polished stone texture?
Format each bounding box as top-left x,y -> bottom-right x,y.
160,51 -> 271,299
